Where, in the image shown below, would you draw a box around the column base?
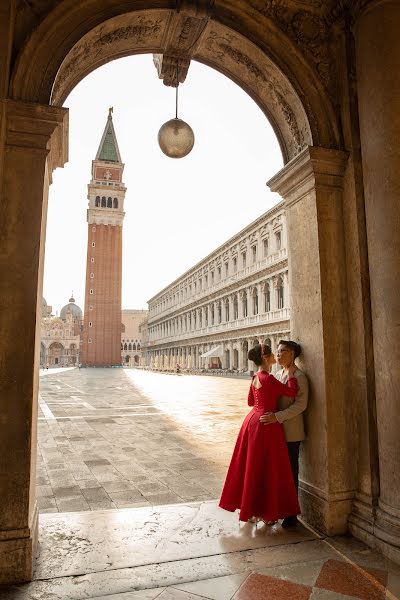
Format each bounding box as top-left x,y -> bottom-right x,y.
374,501 -> 400,563
348,492 -> 378,552
299,481 -> 354,535
349,497 -> 400,564
0,503 -> 38,584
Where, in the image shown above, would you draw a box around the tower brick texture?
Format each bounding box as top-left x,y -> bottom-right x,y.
81,109 -> 126,367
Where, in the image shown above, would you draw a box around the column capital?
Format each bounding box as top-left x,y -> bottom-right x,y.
267,146 -> 348,208
3,100 -> 68,173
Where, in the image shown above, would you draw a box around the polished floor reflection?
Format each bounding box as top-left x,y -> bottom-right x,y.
1,501 -> 399,599
37,368 -> 250,512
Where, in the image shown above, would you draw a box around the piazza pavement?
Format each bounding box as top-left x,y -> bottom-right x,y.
37,367 -> 250,513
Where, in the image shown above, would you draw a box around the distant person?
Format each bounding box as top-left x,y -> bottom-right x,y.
176,363 -> 181,374
259,340 -> 308,527
219,343 -> 300,525
46,364 -> 49,370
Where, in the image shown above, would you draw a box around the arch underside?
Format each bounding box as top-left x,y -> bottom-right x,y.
10,7 -> 341,163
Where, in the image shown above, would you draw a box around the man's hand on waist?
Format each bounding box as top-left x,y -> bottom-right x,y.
259,412 -> 278,425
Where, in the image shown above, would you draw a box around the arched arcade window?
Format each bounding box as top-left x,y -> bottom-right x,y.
263,283 -> 271,312
252,288 -> 259,314
95,196 -> 100,207
101,196 -> 106,207
113,198 -> 118,208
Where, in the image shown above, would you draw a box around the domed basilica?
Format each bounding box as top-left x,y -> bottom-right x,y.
40,296 -> 82,367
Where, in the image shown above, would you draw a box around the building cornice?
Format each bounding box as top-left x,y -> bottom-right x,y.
147,201 -> 285,303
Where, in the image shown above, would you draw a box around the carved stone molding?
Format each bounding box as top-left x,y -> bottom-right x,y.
51,11 -> 166,106
4,100 -> 68,174
155,1 -> 215,86
197,23 -> 312,159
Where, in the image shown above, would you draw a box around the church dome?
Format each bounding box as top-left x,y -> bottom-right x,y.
60,296 -> 82,321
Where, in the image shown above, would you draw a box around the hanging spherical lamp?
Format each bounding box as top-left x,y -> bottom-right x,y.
158,63 -> 195,159
158,117 -> 194,159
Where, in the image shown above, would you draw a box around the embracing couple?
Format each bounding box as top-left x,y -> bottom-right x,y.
219,339 -> 308,527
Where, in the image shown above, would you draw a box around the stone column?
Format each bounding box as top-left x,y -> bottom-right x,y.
247,338 -> 254,372
228,342 -> 233,369
354,0 -> 400,562
248,288 -> 254,317
227,295 -> 233,322
207,304 -> 212,328
0,100 -> 68,583
268,146 -> 352,535
283,271 -> 289,309
237,292 -> 243,319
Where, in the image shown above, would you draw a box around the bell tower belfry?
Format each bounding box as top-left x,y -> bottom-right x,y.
81,109 -> 126,366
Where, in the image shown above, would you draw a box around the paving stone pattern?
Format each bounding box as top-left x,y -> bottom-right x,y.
37,368 -> 250,513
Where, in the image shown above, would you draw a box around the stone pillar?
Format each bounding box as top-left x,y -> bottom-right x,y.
283,271 -> 289,308
247,338 -> 254,372
206,304 -> 211,328
228,342 -> 234,369
248,288 -> 254,317
268,146 -> 352,535
227,296 -> 233,322
237,292 -> 243,319
353,0 -> 400,562
0,100 -> 68,583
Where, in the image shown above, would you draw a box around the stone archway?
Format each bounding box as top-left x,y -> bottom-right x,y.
48,342 -> 65,366
1,1 -> 364,585
10,4 -> 341,162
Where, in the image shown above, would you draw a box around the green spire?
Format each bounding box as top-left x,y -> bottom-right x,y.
95,108 -> 122,163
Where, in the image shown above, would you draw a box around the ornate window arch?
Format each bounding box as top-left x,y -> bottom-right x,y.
224,298 -> 230,322
95,196 -> 100,207
252,287 -> 259,314
263,282 -> 271,312
276,276 -> 284,309
242,291 -> 248,318
101,196 -> 106,207
233,295 -> 239,320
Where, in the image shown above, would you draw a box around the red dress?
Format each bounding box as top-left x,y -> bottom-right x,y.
219,370 -> 301,522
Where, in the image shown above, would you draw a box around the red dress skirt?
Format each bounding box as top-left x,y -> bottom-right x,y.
219,371 -> 301,522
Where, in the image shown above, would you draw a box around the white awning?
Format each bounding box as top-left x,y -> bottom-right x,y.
201,345 -> 223,358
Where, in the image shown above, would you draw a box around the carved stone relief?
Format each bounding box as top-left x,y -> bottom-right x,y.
197,22 -> 312,159
248,0 -> 340,97
155,1 -> 214,86
52,11 -> 166,105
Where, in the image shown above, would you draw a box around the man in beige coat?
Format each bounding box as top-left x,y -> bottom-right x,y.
260,339 -> 308,527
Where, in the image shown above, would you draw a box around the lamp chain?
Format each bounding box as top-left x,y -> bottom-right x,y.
175,61 -> 179,119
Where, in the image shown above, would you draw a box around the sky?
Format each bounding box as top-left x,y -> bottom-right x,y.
43,54 -> 283,314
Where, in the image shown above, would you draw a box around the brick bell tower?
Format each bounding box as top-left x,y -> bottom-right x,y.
81,108 -> 126,366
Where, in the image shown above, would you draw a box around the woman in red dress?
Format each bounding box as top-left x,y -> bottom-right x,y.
219,343 -> 300,524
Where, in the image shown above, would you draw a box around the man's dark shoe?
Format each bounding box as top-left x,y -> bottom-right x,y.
281,516 -> 298,528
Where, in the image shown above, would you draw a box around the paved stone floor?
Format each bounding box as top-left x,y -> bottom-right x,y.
37,368 -> 250,513
1,501 -> 399,599
1,369 -> 397,599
